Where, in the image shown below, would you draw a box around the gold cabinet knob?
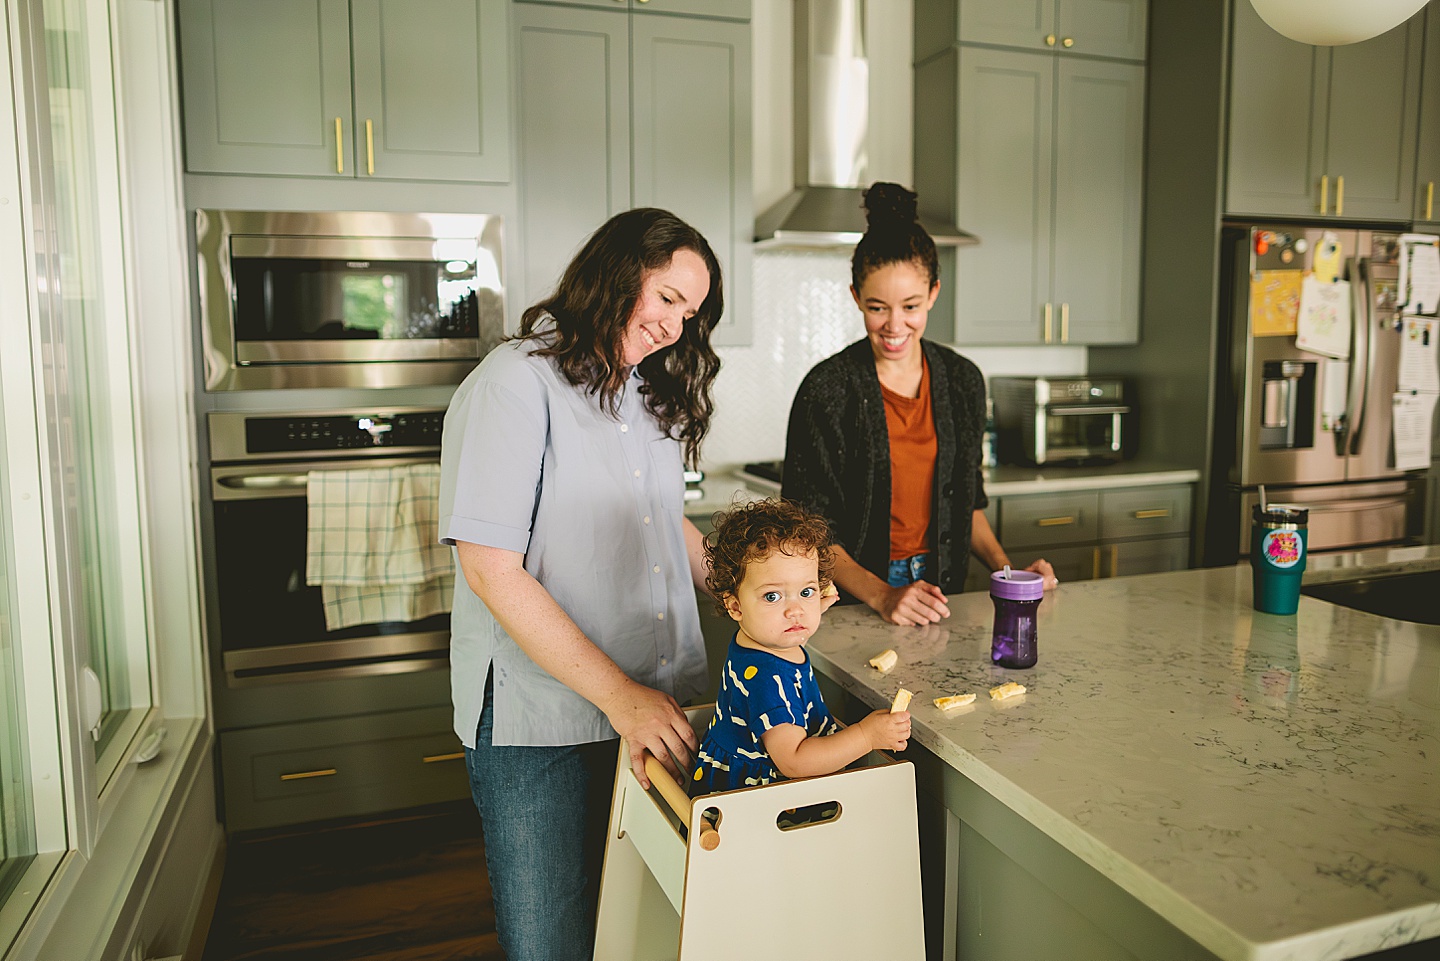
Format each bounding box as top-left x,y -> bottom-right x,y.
1062,37 -> 1074,47
1045,33 -> 1056,45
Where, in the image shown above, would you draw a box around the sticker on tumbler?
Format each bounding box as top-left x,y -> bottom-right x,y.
1262,530 -> 1303,568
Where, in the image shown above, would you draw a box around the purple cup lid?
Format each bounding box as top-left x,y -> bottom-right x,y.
990,566 -> 1045,601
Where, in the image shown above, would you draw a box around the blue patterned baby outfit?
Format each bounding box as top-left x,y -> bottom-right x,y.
689,635 -> 839,795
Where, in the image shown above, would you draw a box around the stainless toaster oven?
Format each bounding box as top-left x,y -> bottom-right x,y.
196,209 -> 505,390
990,377 -> 1132,466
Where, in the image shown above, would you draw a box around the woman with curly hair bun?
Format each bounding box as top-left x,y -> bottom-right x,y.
783,182 -> 1056,627
439,207 -> 723,961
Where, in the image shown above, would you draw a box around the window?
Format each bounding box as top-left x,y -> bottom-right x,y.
1,0 -> 172,947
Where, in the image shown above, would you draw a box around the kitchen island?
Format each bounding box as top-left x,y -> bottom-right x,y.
808,565 -> 1439,961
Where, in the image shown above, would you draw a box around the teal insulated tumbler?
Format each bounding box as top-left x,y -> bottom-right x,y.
1250,505 -> 1308,615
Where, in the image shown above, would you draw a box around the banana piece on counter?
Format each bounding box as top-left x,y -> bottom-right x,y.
868,649 -> 898,673
933,693 -> 976,711
891,688 -> 914,713
989,681 -> 1027,700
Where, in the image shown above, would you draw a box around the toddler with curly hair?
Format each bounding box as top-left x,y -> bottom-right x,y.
689,498 -> 911,795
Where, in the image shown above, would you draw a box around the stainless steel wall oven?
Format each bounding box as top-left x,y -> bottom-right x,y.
196,210 -> 504,390
207,408 -> 450,688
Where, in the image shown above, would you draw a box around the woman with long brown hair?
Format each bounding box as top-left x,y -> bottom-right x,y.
439,207 -> 723,961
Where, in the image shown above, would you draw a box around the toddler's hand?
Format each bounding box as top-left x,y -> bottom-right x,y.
858,708 -> 910,752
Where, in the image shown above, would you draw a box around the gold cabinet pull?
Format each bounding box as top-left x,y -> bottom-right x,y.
1336,175 -> 1344,216
1062,37 -> 1074,47
1319,174 -> 1328,214
1043,303 -> 1053,343
1045,34 -> 1056,46
1427,181 -> 1434,221
334,117 -> 343,173
365,119 -> 375,175
1060,302 -> 1070,343
1091,546 -> 1101,579
422,751 -> 465,764
1133,508 -> 1170,520
280,767 -> 337,781
1037,515 -> 1076,527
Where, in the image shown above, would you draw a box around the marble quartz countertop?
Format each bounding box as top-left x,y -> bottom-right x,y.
807,566 -> 1440,961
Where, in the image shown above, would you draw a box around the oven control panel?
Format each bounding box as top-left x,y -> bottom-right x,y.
208,408 -> 449,461
244,412 -> 445,454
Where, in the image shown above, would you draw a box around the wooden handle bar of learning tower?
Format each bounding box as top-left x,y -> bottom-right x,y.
644,756 -> 720,850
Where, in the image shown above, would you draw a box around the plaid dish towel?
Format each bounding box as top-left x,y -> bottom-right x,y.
305,464 -> 454,631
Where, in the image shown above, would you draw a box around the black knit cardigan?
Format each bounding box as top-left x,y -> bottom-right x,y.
782,338 -> 989,598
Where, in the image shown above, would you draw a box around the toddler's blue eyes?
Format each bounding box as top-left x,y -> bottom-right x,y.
763,591 -> 781,603
800,587 -> 816,598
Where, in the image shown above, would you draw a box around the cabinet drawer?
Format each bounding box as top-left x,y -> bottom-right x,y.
1105,535 -> 1191,577
221,706 -> 470,832
1006,543 -> 1103,583
999,491 -> 1099,548
1100,484 -> 1192,540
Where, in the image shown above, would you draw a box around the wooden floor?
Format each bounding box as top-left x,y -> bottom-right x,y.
202,800 -> 505,961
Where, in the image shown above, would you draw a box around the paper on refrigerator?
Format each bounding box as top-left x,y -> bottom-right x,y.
1391,392 -> 1437,471
1250,270 -> 1302,336
1295,276 -> 1351,359
1397,233 -> 1440,315
1397,316 -> 1439,393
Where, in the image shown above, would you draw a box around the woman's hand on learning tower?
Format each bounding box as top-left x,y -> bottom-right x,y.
604,680 -> 698,789
876,580 -> 950,626
858,709 -> 911,752
1025,558 -> 1059,590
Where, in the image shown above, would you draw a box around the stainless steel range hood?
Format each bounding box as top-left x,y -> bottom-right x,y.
754,0 -> 977,249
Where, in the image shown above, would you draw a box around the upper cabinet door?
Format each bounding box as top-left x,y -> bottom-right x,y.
958,0 -> 1055,52
953,47 -> 1055,345
179,0 -> 353,176
1418,5 -> 1440,224
1225,0 -> 1329,219
513,4 -> 631,309
639,0 -> 750,20
1056,0 -> 1148,61
1051,58 -> 1144,344
631,13 -> 752,346
350,0 -> 511,183
1323,16 -> 1422,221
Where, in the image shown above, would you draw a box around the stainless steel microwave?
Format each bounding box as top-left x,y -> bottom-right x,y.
195,209 -> 505,390
990,377 -> 1132,466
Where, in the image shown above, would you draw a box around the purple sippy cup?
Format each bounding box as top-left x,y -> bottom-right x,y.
990,566 -> 1044,669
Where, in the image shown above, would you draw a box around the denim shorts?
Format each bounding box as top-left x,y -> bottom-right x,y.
887,553 -> 930,587
464,674 -> 618,961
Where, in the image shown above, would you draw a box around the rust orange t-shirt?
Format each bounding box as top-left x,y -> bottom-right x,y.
881,358 -> 937,561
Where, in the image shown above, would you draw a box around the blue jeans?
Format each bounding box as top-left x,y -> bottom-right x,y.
465,674 -> 618,961
887,553 -> 930,587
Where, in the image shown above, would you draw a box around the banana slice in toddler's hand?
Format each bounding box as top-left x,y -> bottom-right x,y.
890,688 -> 913,713
933,693 -> 976,711
988,681 -> 1027,700
868,649 -> 898,673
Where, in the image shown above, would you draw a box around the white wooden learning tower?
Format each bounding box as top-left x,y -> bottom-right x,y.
594,706 -> 926,960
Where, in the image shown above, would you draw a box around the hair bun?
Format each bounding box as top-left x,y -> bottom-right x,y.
862,182 -> 919,230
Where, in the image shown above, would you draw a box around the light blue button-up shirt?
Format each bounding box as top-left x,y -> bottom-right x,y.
439,335 -> 707,747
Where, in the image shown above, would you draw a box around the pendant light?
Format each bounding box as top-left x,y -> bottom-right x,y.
1248,0 -> 1428,46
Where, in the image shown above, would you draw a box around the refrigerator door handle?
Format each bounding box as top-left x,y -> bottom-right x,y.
1347,257 -> 1373,455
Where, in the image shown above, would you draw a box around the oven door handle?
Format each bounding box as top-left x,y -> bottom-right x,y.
217,473 -> 310,492
1045,405 -> 1131,416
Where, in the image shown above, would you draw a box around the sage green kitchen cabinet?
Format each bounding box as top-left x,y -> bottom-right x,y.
1416,4 -> 1440,225
915,0 -> 1146,63
516,0 -> 748,17
915,45 -> 1143,345
964,481 -> 1194,590
513,0 -> 752,345
179,0 -> 511,183
1226,0 -> 1422,222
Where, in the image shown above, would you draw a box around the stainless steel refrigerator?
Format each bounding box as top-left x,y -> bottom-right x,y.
1204,224 -> 1426,564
